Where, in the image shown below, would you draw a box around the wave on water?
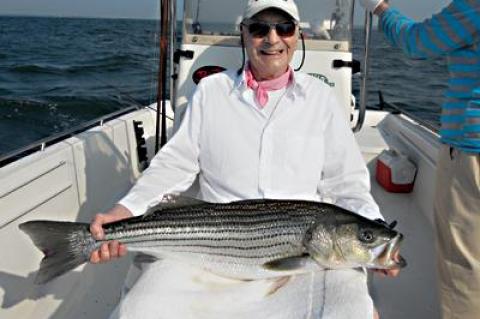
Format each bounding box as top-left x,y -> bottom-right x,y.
0,96 -> 137,151
0,87 -> 13,95
9,54 -> 146,75
0,97 -> 45,109
70,54 -> 146,72
0,95 -> 139,111
11,64 -> 68,75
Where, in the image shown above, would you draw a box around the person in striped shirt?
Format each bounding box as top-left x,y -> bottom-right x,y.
360,1 -> 480,318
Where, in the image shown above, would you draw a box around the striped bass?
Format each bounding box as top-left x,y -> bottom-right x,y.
19,197 -> 406,285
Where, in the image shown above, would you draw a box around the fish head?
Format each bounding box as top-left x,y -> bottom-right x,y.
307,215 -> 406,270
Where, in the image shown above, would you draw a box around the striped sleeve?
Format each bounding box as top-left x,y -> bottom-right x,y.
379,1 -> 480,59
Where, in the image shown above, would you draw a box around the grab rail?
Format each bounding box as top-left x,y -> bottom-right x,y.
377,91 -> 440,133
0,106 -> 139,168
353,9 -> 373,133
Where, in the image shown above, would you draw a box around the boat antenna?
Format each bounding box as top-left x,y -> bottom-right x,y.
192,0 -> 202,34
294,31 -> 305,71
156,0 -> 171,153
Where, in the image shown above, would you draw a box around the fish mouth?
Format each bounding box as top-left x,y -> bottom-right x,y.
374,234 -> 407,269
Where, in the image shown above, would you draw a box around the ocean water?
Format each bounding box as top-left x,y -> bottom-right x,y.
0,16 -> 446,157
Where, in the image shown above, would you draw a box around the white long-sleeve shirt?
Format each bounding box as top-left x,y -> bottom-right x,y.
119,69 -> 382,220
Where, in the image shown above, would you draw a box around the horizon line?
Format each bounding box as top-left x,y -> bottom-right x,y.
0,14 -> 370,27
0,13 -> 159,21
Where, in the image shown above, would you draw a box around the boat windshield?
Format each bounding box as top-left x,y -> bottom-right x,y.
183,0 -> 353,44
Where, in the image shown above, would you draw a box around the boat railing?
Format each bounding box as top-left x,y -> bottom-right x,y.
0,105 -> 142,168
353,10 -> 373,133
376,91 -> 440,133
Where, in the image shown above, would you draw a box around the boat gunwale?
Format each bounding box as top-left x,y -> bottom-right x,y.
0,106 -> 142,168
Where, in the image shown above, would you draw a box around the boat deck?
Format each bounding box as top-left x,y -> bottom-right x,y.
370,176 -> 440,319
357,114 -> 440,319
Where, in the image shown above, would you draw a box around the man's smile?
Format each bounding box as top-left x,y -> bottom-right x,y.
260,49 -> 285,55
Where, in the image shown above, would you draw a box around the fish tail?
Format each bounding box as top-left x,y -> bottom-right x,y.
19,220 -> 94,284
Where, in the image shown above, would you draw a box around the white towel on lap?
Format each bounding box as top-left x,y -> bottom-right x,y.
110,259 -> 373,319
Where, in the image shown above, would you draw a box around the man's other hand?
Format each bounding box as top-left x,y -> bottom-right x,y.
89,204 -> 133,264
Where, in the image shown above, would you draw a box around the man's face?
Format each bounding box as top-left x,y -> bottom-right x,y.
242,9 -> 298,80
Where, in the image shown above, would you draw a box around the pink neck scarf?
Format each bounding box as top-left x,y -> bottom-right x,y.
245,66 -> 293,107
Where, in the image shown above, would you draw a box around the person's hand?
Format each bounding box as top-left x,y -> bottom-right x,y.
373,267 -> 401,277
89,204 -> 133,264
358,0 -> 384,13
372,250 -> 402,277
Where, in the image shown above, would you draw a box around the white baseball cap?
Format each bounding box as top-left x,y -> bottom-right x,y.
243,0 -> 300,21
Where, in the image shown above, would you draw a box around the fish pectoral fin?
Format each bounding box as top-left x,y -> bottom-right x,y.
133,253 -> 159,267
143,194 -> 210,217
262,255 -> 309,271
265,276 -> 291,296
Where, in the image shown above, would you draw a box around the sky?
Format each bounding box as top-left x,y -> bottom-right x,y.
0,0 -> 161,20
0,0 -> 450,22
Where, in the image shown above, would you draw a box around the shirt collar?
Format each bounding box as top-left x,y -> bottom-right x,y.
231,65 -> 307,98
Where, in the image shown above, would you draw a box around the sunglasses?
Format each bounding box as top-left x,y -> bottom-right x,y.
242,20 -> 297,38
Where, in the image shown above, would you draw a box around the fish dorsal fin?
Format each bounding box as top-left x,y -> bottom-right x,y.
143,194 -> 208,218
263,255 -> 309,271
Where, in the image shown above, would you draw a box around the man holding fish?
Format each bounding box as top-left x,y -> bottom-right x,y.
22,0 -> 403,318
92,0 -> 402,317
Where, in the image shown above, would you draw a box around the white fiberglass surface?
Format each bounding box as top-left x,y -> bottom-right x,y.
357,112 -> 440,318
368,174 -> 440,319
183,0 -> 353,42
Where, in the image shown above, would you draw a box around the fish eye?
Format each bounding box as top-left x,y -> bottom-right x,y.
359,230 -> 375,243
